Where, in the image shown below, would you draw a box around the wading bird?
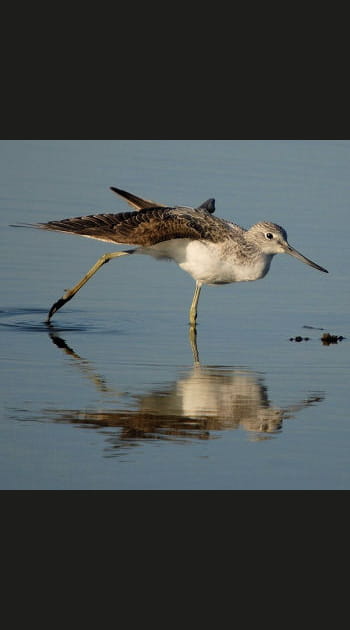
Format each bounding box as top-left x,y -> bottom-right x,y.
19,186 -> 328,326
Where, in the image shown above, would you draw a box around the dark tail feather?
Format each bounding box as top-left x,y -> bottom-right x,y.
198,198 -> 215,213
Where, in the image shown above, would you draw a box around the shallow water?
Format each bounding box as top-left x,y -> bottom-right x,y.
1,140 -> 349,489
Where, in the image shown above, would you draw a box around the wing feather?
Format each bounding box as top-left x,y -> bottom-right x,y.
31,207 -> 232,246
109,186 -> 167,210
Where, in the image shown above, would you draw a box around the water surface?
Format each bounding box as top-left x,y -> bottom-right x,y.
1,140 -> 349,489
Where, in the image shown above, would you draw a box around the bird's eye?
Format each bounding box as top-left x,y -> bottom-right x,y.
265,232 -> 274,240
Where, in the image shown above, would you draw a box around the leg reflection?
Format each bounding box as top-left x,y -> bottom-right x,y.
189,325 -> 200,364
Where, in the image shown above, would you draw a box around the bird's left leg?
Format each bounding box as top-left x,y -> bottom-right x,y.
46,250 -> 134,323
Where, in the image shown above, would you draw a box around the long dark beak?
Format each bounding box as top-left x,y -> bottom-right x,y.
285,244 -> 328,273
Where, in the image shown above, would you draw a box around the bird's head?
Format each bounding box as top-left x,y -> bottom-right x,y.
248,222 -> 328,273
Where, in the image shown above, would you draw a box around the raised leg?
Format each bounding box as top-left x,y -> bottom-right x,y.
189,281 -> 202,327
46,250 -> 133,323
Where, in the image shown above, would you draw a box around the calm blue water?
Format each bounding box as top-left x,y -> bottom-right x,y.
1,140 -> 349,489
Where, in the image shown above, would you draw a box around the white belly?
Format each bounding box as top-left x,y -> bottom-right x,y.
141,240 -> 273,285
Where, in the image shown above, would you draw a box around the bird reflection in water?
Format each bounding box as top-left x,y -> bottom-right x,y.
46,326 -> 325,446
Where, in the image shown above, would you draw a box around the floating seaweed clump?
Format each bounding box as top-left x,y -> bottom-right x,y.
321,333 -> 345,345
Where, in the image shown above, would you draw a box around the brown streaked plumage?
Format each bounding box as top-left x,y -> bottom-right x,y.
15,186 -> 328,326
32,187 -> 221,246
33,205 -> 230,246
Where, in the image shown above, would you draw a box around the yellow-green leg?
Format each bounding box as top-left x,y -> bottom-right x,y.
189,281 -> 202,327
46,250 -> 132,323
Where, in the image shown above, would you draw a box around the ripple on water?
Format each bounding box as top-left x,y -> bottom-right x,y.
0,307 -> 92,333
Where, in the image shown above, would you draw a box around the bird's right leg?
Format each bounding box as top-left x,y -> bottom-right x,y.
189,281 -> 202,327
46,250 -> 134,323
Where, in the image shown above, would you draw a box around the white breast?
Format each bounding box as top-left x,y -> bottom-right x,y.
179,241 -> 273,284
140,239 -> 273,285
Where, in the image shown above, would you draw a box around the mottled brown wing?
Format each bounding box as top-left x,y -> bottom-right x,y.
31,207 -> 231,246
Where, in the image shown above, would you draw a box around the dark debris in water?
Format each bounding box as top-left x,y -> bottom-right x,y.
321,333 -> 345,346
289,336 -> 310,342
289,331 -> 345,345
